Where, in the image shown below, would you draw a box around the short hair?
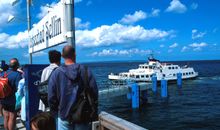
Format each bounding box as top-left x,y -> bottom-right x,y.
31,112 -> 56,130
62,45 -> 75,59
48,50 -> 61,63
9,58 -> 20,69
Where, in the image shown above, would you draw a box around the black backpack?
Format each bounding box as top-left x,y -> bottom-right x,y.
68,66 -> 98,123
38,67 -> 57,107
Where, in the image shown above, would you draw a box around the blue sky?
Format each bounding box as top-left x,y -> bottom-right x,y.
0,0 -> 220,64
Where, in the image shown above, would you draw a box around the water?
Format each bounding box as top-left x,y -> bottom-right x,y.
84,60 -> 220,130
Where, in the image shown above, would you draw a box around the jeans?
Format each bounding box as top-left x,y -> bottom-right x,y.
57,117 -> 91,130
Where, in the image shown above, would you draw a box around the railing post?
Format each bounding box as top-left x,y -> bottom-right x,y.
131,83 -> 139,109
161,79 -> 168,98
177,72 -> 182,87
152,74 -> 157,93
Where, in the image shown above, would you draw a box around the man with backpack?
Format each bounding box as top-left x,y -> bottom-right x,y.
48,45 -> 98,130
39,50 -> 61,112
0,58 -> 22,130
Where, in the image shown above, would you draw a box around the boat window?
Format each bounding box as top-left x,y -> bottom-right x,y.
136,75 -> 140,78
173,74 -> 176,76
183,73 -> 185,76
172,67 -> 174,69
146,75 -> 149,78
149,66 -> 152,69
192,72 -> 194,74
160,70 -> 162,73
163,74 -> 165,77
141,75 -> 145,78
175,67 -> 178,69
145,66 -> 148,69
168,67 -> 171,69
186,73 -> 188,75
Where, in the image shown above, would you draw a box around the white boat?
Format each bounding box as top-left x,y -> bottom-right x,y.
108,56 -> 198,83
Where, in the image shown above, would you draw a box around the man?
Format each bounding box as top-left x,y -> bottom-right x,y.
0,58 -> 22,130
48,45 -> 98,130
39,50 -> 61,111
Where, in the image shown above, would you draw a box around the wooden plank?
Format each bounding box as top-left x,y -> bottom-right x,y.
99,111 -> 148,130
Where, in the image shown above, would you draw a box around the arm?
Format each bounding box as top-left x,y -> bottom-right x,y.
48,71 -> 59,117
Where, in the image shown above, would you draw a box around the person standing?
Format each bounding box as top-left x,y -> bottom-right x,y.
0,58 -> 22,130
48,45 -> 98,130
39,50 -> 61,112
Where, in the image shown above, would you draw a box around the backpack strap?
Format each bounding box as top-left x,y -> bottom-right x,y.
39,67 -> 57,86
3,71 -> 13,78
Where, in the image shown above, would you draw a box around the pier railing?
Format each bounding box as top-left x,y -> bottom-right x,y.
92,111 -> 148,130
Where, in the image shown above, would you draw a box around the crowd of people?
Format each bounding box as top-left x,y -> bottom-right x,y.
0,45 -> 98,130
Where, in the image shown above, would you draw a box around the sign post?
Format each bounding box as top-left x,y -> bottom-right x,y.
24,65 -> 47,130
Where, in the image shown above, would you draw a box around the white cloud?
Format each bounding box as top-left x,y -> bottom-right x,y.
192,29 -> 206,39
37,1 -> 83,19
151,8 -> 160,17
90,48 -> 152,57
0,0 -> 19,27
76,23 -> 173,47
181,46 -> 189,52
189,42 -> 208,48
166,0 -> 187,13
75,18 -> 90,29
37,2 -> 56,19
0,30 -> 28,49
119,10 -> 147,24
189,42 -> 208,51
119,9 -> 160,24
191,3 -> 198,10
160,44 -> 165,48
169,43 -> 178,48
0,23 -> 172,49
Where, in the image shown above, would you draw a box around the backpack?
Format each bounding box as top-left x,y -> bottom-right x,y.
38,67 -> 57,107
0,72 -> 13,98
68,66 -> 98,123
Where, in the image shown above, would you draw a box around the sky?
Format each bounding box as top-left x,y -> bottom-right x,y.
0,0 -> 220,64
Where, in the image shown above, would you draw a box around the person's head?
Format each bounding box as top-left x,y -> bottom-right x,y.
2,64 -> 9,71
62,45 -> 76,62
9,58 -> 20,70
31,112 -> 56,130
48,50 -> 61,65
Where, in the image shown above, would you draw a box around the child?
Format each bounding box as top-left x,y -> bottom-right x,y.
31,112 -> 55,130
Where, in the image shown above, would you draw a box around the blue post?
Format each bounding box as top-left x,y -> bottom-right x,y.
24,65 -> 47,130
131,83 -> 139,108
177,72 -> 182,87
161,79 -> 168,98
152,74 -> 157,93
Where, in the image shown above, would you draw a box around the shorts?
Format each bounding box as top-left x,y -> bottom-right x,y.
2,104 -> 15,112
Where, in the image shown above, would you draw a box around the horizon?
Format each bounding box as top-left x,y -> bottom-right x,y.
0,0 -> 220,64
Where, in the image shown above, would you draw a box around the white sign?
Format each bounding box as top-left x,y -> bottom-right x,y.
29,2 -> 67,53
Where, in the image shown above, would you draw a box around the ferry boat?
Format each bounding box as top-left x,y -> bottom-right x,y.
108,55 -> 198,83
